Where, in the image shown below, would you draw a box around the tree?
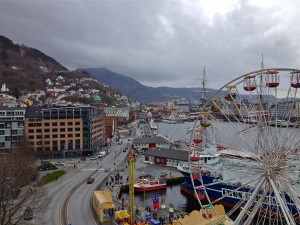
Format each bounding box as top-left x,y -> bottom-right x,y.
0,50 -> 8,60
0,143 -> 51,225
9,88 -> 21,100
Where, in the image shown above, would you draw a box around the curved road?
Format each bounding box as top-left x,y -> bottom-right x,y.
32,137 -> 132,225
68,144 -> 129,225
33,121 -> 142,225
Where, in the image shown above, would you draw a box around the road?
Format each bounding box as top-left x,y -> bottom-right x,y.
30,121 -> 143,225
68,144 -> 129,225
30,136 -> 131,225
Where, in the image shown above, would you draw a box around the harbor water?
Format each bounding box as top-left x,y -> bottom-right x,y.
122,120 -> 297,219
121,121 -> 205,213
121,184 -> 201,213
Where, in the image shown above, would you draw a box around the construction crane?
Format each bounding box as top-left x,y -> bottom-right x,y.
128,150 -> 135,224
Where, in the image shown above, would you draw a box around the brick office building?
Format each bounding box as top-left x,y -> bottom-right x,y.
24,106 -> 105,158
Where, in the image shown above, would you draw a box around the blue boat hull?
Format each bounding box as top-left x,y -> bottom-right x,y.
180,170 -> 299,216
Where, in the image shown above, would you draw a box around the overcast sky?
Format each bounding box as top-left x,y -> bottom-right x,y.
0,0 -> 299,88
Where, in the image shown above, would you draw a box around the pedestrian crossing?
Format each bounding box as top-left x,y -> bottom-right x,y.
81,168 -> 104,171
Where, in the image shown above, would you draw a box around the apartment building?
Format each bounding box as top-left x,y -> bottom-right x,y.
0,106 -> 26,153
24,106 -> 105,158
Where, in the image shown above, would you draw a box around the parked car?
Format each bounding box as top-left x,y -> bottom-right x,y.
104,167 -> 110,172
24,207 -> 33,220
98,151 -> 107,158
91,156 -> 98,160
87,177 -> 95,184
160,171 -> 168,178
139,173 -> 154,179
55,161 -> 65,166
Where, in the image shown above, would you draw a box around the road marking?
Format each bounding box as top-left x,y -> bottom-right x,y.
81,168 -> 104,171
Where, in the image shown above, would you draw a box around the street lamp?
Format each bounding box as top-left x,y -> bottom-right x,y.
114,151 -> 116,171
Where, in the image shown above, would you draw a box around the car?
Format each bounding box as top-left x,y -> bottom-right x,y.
24,207 -> 33,220
139,173 -> 154,179
160,171 -> 168,178
87,177 -> 95,184
104,167 -> 110,172
91,156 -> 98,160
55,161 -> 65,166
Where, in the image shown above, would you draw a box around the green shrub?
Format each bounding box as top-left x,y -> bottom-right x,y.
37,170 -> 66,186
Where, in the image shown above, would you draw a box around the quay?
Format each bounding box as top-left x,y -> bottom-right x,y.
100,154 -> 188,224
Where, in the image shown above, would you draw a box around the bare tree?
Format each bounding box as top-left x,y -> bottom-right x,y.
0,143 -> 51,225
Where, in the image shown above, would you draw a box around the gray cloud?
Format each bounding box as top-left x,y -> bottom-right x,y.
0,0 -> 299,89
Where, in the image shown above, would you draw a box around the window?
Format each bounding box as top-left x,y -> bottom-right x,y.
75,128 -> 80,132
75,122 -> 80,125
68,134 -> 72,138
75,133 -> 80,137
29,135 -> 34,139
45,141 -> 50,145
44,123 -> 50,126
60,128 -> 65,132
52,122 -> 57,126
53,141 -> 58,150
60,140 -> 65,150
60,122 -> 65,126
60,134 -> 65,138
45,135 -> 50,138
45,129 -> 50,132
52,128 -> 58,132
75,139 -> 80,148
67,122 -> 73,126
36,135 -> 42,139
28,129 -> 34,133
68,128 -> 73,132
37,129 -> 42,133
53,134 -> 58,138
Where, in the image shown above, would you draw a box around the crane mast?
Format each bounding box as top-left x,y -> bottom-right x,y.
128,150 -> 135,224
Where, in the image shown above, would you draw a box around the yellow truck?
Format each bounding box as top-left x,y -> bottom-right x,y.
92,190 -> 115,223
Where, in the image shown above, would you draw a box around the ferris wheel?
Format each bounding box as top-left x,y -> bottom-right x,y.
186,68 -> 300,225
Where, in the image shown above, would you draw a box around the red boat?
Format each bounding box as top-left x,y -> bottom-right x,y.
134,178 -> 167,192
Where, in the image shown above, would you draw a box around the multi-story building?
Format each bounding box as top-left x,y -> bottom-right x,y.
104,107 -> 130,122
174,98 -> 190,113
291,101 -> 300,121
24,106 -> 105,158
0,106 -> 26,153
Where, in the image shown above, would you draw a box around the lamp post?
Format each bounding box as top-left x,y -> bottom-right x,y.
114,151 -> 116,171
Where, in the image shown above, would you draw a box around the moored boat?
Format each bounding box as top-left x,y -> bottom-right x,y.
134,178 -> 167,192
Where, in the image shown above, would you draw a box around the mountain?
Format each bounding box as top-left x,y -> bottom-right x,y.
0,35 -> 71,91
76,68 -> 223,103
0,35 -> 121,105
